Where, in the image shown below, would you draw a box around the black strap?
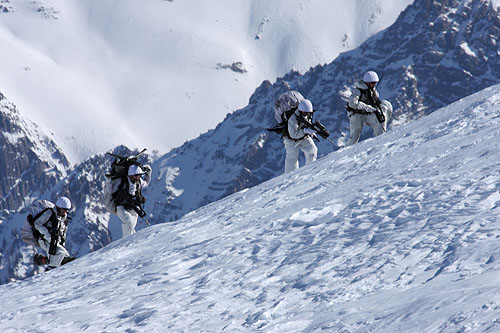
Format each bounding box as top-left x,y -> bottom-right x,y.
357,87 -> 382,109
347,87 -> 380,113
48,218 -> 59,255
113,177 -> 147,217
27,207 -> 53,225
27,207 -> 54,242
287,135 -> 308,142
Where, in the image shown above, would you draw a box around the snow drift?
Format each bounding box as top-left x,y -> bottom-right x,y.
1,82 -> 499,332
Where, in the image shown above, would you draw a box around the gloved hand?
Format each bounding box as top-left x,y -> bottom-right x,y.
142,165 -> 151,173
304,128 -> 315,135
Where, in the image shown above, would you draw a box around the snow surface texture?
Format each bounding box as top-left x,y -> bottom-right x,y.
1,83 -> 500,332
137,0 -> 500,231
3,0 -> 500,286
0,0 -> 412,162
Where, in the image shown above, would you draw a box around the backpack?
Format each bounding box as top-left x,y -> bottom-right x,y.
21,200 -> 55,246
105,149 -> 146,180
267,90 -> 304,138
103,177 -> 122,214
103,149 -> 146,214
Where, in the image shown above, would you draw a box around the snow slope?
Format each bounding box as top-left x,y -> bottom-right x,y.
1,82 -> 499,332
0,0 -> 413,162
132,0 -> 500,228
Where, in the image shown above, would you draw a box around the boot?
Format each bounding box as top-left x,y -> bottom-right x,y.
61,256 -> 77,265
33,253 -> 48,265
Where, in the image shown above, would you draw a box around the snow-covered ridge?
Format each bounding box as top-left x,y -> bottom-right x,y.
3,0 -> 500,285
1,81 -> 500,332
141,0 -> 500,227
0,92 -> 71,282
0,0 -> 413,162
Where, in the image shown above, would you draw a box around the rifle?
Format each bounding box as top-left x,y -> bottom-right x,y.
113,190 -> 151,225
48,217 -> 60,256
106,148 -> 147,160
106,148 -> 147,179
297,115 -> 337,146
365,89 -> 385,124
129,199 -> 150,225
133,205 -> 151,226
371,74 -> 386,126
372,100 -> 386,125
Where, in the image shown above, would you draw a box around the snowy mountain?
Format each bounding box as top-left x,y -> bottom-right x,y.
0,144 -> 152,283
2,0 -> 500,284
0,0 -> 413,281
1,81 -> 500,332
0,92 -> 72,281
140,0 -> 500,226
0,0 -> 413,162
0,92 -> 69,212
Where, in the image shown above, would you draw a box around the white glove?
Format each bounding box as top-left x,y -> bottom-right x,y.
304,128 -> 315,135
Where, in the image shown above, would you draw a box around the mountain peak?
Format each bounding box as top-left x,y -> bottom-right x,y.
0,92 -> 69,212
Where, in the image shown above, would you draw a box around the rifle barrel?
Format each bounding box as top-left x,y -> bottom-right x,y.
135,148 -> 147,158
106,148 -> 147,160
106,152 -> 126,159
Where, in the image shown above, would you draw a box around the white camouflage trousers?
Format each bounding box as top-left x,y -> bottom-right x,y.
283,136 -> 318,173
38,238 -> 69,267
346,105 -> 392,146
117,206 -> 138,237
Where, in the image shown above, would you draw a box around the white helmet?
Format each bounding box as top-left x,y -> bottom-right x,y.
56,197 -> 71,210
363,71 -> 379,83
128,164 -> 144,176
298,99 -> 313,113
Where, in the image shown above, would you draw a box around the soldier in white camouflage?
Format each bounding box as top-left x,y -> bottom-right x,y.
346,71 -> 393,146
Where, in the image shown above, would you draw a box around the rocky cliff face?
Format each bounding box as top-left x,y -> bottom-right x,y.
0,92 -> 70,212
2,0 -> 500,283
0,142 -> 151,283
0,92 -> 70,282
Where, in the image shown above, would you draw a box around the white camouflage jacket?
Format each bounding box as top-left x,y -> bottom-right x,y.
287,110 -> 311,140
348,80 -> 380,113
34,209 -> 68,245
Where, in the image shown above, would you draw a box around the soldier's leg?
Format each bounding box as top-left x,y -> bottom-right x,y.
283,138 -> 300,173
300,137 -> 318,165
346,113 -> 364,146
367,113 -> 385,137
49,244 -> 69,267
117,206 -> 138,237
37,239 -> 67,267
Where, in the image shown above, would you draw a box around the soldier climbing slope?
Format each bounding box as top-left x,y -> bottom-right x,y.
346,71 -> 393,146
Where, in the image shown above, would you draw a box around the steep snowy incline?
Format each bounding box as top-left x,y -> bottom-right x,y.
1,83 -> 500,332
0,0 -> 412,162
139,0 -> 500,226
4,0 -> 500,284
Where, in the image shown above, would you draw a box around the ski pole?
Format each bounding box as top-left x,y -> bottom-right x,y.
380,120 -> 387,133
325,137 -> 337,146
141,217 -> 151,226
